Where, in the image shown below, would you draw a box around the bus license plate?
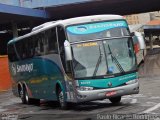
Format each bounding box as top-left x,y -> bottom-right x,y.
106,91 -> 117,97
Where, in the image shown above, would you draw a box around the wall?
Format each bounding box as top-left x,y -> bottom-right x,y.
139,13 -> 150,24
0,56 -> 11,91
126,13 -> 151,25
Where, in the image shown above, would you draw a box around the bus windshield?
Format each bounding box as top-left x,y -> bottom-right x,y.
66,20 -> 136,79
71,38 -> 136,79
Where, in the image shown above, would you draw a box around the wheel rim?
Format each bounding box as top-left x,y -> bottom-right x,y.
59,91 -> 64,106
25,91 -> 29,102
20,89 -> 23,99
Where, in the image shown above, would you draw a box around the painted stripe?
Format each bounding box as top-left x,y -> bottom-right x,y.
130,99 -> 137,104
142,102 -> 160,113
0,108 -> 6,112
122,97 -> 137,104
33,56 -> 64,76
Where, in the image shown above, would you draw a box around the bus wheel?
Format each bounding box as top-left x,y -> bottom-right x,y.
109,96 -> 121,104
28,98 -> 40,105
22,87 -> 40,105
19,87 -> 26,104
24,88 -> 30,104
57,88 -> 67,109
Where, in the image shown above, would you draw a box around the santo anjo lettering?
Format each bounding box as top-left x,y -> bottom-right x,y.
72,21 -> 126,34
88,23 -> 125,29
16,63 -> 33,73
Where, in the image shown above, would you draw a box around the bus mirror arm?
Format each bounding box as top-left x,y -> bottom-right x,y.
64,40 -> 72,61
130,32 -> 134,37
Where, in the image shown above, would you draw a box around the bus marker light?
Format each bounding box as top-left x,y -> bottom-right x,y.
106,91 -> 117,97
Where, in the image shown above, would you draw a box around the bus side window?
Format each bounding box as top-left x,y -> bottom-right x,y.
25,37 -> 34,59
34,33 -> 45,56
14,37 -> 32,60
15,40 -> 24,60
8,44 -> 19,62
45,28 -> 58,54
34,35 -> 40,56
57,26 -> 72,75
39,33 -> 45,54
28,36 -> 35,58
24,38 -> 29,59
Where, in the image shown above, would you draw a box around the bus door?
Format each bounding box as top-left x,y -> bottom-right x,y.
57,26 -> 75,101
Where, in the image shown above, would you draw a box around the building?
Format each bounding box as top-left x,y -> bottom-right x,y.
126,11 -> 160,25
125,13 -> 151,25
150,11 -> 160,20
126,14 -> 140,25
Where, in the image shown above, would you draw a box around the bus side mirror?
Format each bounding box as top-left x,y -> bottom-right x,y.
64,40 -> 72,61
138,36 -> 146,50
131,32 -> 134,37
133,32 -> 146,50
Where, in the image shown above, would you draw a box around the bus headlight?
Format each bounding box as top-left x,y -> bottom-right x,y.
125,79 -> 138,85
76,86 -> 93,91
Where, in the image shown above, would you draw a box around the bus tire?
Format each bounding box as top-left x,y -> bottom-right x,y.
23,87 -> 30,104
19,86 -> 26,104
28,98 -> 40,105
23,86 -> 40,105
57,88 -> 67,109
109,96 -> 121,104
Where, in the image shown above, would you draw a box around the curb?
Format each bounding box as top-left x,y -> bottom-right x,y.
0,90 -> 8,93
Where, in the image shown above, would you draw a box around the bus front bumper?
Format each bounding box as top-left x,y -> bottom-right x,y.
76,82 -> 139,102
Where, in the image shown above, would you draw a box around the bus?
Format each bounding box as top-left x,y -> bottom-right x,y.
8,15 -> 139,109
132,32 -> 146,65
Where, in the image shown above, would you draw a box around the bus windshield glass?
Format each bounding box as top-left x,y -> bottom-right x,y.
66,20 -> 136,79
71,39 -> 136,79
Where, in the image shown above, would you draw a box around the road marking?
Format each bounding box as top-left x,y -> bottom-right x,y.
122,97 -> 137,104
142,102 -> 160,113
150,96 -> 160,99
0,107 -> 7,112
132,94 -> 145,98
93,100 -> 107,104
130,99 -> 137,104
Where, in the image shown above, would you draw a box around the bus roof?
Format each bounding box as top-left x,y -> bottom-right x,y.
8,14 -> 124,44
56,14 -> 123,27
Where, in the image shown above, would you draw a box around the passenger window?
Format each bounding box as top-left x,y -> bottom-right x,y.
8,44 -> 18,62
34,32 -> 45,56
45,28 -> 58,54
28,36 -> 34,58
34,35 -> 40,56
15,41 -> 24,60
23,38 -> 29,59
39,33 -> 45,54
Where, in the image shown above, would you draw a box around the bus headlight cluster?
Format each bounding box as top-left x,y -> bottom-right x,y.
125,79 -> 138,85
77,86 -> 93,91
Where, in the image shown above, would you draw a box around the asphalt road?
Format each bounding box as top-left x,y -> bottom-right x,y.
1,50 -> 160,120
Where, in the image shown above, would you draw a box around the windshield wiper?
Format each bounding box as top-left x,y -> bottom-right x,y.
108,44 -> 125,73
92,45 -> 103,77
